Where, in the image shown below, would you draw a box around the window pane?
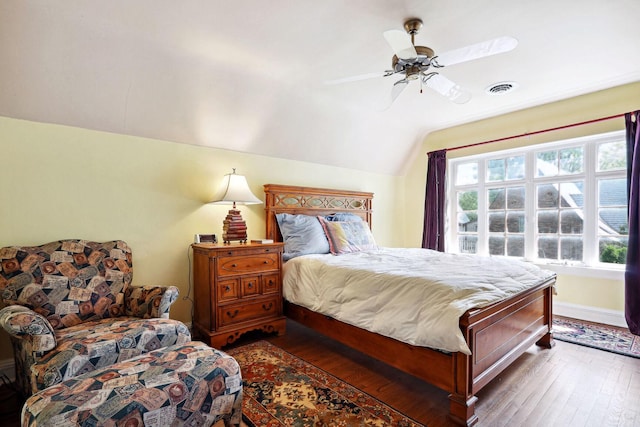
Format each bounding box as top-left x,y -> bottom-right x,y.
599,207 -> 629,235
507,187 -> 525,209
456,162 -> 478,185
598,140 -> 626,171
538,184 -> 559,208
457,190 -> 478,232
459,236 -> 477,254
599,178 -> 627,207
487,159 -> 505,182
538,237 -> 558,259
538,211 -> 558,233
489,212 -> 505,232
559,147 -> 583,175
560,237 -> 583,261
599,237 -> 628,264
560,181 -> 584,208
560,209 -> 583,234
489,236 -> 505,255
507,211 -> 525,232
536,151 -> 558,177
458,190 -> 478,209
488,188 -> 505,210
507,236 -> 525,257
506,156 -> 525,180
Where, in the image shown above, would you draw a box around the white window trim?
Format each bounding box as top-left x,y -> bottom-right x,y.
447,130 -> 626,275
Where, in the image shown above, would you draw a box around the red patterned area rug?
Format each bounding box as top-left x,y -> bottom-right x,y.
226,340 -> 424,427
553,316 -> 640,359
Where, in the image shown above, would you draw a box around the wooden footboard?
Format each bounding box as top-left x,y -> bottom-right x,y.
285,277 -> 555,426
451,278 -> 555,425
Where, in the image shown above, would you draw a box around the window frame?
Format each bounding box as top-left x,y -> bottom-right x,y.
447,130 -> 627,279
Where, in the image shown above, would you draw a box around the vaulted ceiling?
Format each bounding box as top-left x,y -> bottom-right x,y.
1,1 -> 639,175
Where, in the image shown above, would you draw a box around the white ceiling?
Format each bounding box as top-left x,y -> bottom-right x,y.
1,1 -> 639,175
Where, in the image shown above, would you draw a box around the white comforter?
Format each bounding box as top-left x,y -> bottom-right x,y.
283,247 -> 555,354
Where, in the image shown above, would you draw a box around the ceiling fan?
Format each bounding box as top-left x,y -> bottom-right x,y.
326,18 -> 518,106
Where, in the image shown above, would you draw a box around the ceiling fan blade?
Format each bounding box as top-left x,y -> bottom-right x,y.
324,70 -> 393,85
424,73 -> 471,104
391,79 -> 409,102
383,30 -> 417,59
378,79 -> 409,111
434,36 -> 518,67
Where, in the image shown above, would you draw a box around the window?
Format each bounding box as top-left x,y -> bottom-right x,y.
449,131 -> 628,268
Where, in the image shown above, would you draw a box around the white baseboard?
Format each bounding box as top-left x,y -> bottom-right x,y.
554,301 -> 627,328
0,358 -> 14,383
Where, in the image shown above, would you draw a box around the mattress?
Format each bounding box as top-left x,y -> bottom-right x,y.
282,247 -> 555,354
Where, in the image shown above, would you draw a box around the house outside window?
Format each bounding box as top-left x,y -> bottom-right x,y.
448,131 -> 627,269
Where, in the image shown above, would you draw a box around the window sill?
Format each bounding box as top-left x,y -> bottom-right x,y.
533,262 -> 625,281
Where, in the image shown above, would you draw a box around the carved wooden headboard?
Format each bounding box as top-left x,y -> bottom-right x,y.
264,184 -> 374,242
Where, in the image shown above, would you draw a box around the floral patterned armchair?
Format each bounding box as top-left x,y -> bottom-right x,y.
0,239 -> 191,397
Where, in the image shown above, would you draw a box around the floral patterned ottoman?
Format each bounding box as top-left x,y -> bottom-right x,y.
21,341 -> 243,427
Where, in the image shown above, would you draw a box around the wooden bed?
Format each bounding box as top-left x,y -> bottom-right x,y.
263,183 -> 555,426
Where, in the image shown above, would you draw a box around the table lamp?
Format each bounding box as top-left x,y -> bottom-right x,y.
211,168 -> 262,244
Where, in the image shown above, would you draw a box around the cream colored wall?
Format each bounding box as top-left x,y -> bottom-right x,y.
0,116 -> 404,362
2,82 -> 637,365
404,81 -> 640,315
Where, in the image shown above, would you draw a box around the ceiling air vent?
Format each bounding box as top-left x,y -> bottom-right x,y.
486,81 -> 519,95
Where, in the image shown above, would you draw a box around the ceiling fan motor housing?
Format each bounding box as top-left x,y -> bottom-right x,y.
392,46 -> 435,76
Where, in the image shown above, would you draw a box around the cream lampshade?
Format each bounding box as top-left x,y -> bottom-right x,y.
211,168 -> 262,244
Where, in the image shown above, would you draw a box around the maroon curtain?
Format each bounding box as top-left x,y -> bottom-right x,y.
626,111 -> 640,335
422,150 -> 447,251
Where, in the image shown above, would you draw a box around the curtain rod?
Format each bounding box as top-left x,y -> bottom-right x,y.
430,112 -> 627,155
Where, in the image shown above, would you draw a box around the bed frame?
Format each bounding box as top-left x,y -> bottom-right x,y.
264,183 -> 555,426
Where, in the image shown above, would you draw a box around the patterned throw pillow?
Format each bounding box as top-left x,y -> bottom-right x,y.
318,217 -> 378,255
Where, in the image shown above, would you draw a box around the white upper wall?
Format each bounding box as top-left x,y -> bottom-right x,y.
1,1 -> 639,175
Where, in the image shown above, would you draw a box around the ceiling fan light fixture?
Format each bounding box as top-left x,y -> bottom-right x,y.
486,81 -> 519,95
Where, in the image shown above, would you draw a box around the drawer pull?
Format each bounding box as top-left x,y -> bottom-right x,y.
227,309 -> 239,319
231,263 -> 237,268
263,261 -> 269,264
225,286 -> 231,292
262,302 -> 273,311
247,282 -> 254,289
227,251 -> 233,255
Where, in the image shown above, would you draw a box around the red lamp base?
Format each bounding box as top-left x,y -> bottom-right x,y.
222,208 -> 248,244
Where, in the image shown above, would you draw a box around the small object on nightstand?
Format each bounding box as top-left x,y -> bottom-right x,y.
250,239 -> 274,244
194,234 -> 217,243
191,242 -> 286,348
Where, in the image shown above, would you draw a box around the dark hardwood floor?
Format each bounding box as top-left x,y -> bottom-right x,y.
4,319 -> 640,426
265,320 -> 640,427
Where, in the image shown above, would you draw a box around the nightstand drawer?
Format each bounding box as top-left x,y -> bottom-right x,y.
217,253 -> 279,276
241,276 -> 260,296
217,278 -> 239,302
262,273 -> 280,294
218,297 -> 280,327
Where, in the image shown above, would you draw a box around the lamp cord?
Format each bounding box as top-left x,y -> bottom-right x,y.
184,246 -> 194,322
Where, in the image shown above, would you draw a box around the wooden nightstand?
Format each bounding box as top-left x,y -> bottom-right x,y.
191,242 -> 286,348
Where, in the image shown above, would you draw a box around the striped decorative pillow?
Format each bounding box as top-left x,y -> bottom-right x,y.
318,217 -> 378,255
